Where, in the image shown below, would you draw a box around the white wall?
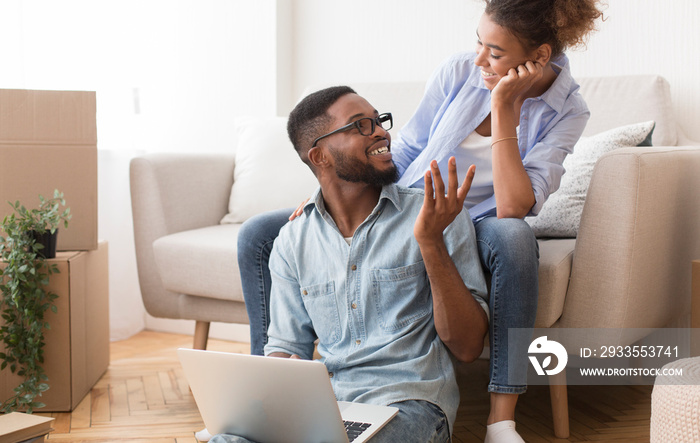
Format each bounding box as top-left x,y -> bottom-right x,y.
289,0 -> 700,142
290,0 -> 482,103
1,1 -> 280,150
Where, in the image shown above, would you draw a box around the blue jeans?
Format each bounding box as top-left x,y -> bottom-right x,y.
237,208 -> 292,357
238,211 -> 539,394
209,399 -> 449,443
474,217 -> 539,395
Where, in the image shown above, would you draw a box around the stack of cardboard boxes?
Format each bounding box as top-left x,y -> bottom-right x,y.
0,89 -> 109,411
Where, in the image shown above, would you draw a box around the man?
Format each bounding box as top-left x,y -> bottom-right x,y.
213,86 -> 488,442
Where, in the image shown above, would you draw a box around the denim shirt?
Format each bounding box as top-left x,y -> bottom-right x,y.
264,184 -> 488,434
392,51 -> 590,220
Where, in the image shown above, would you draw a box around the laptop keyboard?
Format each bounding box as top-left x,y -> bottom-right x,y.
344,420 -> 372,442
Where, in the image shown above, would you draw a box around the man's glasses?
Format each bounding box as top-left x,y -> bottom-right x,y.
311,113 -> 393,148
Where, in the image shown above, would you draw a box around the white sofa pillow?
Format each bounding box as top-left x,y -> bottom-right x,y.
578,75 -> 675,146
526,120 -> 655,238
221,117 -> 318,224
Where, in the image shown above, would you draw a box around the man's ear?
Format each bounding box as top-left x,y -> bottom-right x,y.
533,43 -> 552,66
307,146 -> 330,169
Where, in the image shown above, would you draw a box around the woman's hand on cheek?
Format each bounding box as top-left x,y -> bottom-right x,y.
491,60 -> 544,106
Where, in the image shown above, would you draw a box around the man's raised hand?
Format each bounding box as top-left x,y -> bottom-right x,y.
414,157 -> 475,244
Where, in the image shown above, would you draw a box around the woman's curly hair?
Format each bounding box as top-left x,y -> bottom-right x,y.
484,0 -> 606,56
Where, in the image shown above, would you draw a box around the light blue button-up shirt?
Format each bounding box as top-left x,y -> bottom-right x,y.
393,51 -> 590,220
264,184 -> 488,434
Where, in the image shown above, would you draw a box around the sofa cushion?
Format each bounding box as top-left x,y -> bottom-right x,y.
526,121 -> 655,238
579,75 -> 676,146
220,117 -> 318,224
153,224 -> 244,302
534,238 -> 576,328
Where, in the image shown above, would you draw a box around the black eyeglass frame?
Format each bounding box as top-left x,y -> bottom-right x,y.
311,113 -> 393,148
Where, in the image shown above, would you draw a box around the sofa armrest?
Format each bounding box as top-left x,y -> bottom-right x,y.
129,153 -> 236,318
556,146 -> 700,331
130,153 -> 236,235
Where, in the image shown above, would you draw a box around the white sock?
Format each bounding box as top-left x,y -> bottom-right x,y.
484,420 -> 525,443
195,428 -> 212,442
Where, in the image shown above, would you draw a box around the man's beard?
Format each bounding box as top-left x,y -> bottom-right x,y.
331,149 -> 399,187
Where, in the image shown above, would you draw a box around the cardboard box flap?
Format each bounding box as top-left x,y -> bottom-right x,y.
0,89 -> 96,145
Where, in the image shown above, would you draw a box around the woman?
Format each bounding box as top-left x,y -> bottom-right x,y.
238,1 -> 604,441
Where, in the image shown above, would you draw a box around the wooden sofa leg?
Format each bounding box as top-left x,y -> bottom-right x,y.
692,261 -> 700,356
549,368 -> 570,438
193,321 -> 210,350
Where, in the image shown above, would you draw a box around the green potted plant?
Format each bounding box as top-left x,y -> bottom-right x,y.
0,190 -> 71,412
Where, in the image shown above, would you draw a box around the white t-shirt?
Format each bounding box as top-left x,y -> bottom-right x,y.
454,130 -> 494,208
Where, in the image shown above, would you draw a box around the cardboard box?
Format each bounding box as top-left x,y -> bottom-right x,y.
0,89 -> 98,251
0,241 -> 109,411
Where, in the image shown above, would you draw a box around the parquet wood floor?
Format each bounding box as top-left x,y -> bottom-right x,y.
34,331 -> 652,442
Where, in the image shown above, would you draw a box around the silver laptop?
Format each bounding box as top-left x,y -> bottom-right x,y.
178,348 -> 398,443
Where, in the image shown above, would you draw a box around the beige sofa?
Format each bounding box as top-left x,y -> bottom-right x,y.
130,75 -> 700,437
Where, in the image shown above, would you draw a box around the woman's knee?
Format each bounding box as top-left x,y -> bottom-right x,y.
237,208 -> 291,256
477,218 -> 538,260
